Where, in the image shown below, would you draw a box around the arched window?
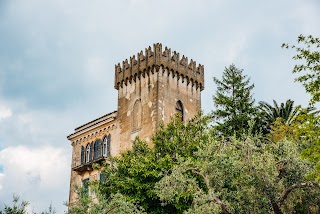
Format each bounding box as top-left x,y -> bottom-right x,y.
176,100 -> 184,121
102,137 -> 106,157
93,141 -> 97,160
94,139 -> 102,159
81,146 -> 85,164
103,135 -> 111,157
132,100 -> 142,131
86,144 -> 90,163
107,135 -> 111,156
90,142 -> 93,161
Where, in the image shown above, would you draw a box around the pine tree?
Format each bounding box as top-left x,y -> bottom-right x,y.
212,64 -> 257,137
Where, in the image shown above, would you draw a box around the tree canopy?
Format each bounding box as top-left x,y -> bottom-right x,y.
0,195 -> 56,214
212,64 -> 258,137
70,113 -> 320,214
282,34 -> 320,106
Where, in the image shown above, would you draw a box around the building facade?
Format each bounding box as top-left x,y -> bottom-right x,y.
67,43 -> 205,205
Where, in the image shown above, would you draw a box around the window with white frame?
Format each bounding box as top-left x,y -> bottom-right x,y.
103,135 -> 111,157
86,144 -> 90,163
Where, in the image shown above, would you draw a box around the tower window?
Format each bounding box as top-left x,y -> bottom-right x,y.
176,100 -> 184,121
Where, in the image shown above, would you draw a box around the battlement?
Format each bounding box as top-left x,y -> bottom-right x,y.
114,43 -> 204,91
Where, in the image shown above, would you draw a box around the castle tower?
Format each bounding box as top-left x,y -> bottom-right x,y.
114,43 -> 204,151
67,43 -> 204,207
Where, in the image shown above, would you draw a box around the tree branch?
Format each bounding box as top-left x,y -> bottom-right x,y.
189,168 -> 232,214
105,205 -> 118,214
277,182 -> 319,206
191,168 -> 209,188
270,199 -> 283,214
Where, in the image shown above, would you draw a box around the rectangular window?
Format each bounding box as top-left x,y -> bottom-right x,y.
99,173 -> 105,182
82,178 -> 90,193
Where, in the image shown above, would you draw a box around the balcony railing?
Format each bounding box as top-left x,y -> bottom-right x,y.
72,156 -> 108,173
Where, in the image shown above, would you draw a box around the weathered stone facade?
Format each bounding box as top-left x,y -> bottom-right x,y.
67,43 -> 205,206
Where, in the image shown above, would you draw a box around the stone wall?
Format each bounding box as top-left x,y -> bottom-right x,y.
114,43 -> 204,92
67,112 -> 120,205
116,70 -> 201,151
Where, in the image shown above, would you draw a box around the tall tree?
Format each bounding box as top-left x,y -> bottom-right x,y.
282,34 -> 320,106
212,64 -> 257,137
259,99 -> 316,133
259,100 -> 298,125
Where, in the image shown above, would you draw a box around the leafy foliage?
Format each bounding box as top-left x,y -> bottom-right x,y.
0,195 -> 29,214
212,64 -> 258,137
156,135 -> 320,214
282,34 -> 320,106
90,114 -> 211,214
295,111 -> 320,182
259,100 -> 299,125
266,107 -> 320,183
71,113 -> 320,214
258,99 -> 316,134
267,118 -> 295,142
0,195 -> 56,214
68,190 -> 145,214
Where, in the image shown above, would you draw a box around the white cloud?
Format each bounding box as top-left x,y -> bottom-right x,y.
0,146 -> 69,213
0,105 -> 12,120
0,173 -> 4,191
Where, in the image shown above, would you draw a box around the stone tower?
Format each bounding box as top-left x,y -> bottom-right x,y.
115,43 -> 204,150
67,43 -> 204,206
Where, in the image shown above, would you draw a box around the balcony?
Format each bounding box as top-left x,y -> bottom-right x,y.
72,156 -> 108,174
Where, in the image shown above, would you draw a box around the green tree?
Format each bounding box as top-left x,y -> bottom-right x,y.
71,114 -> 211,214
0,196 -> 55,214
259,100 -> 299,125
265,108 -> 320,185
294,111 -> 320,182
282,34 -> 320,106
267,117 -> 295,142
68,190 -> 145,214
259,99 -> 316,135
0,196 -> 28,214
71,113 -> 320,213
212,64 -> 257,137
155,135 -> 320,214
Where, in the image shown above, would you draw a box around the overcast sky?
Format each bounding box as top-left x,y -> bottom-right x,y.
0,0 -> 319,213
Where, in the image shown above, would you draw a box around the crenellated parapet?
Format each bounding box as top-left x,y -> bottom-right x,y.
114,43 -> 204,90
